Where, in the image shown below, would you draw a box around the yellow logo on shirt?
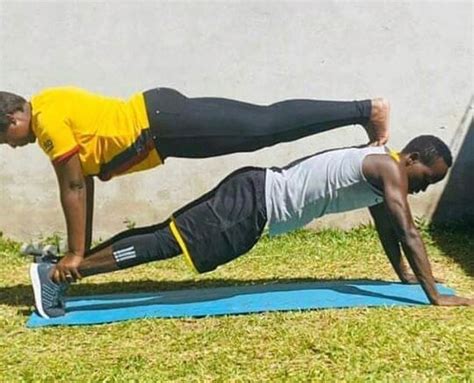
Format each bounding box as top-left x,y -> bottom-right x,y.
43,139 -> 54,153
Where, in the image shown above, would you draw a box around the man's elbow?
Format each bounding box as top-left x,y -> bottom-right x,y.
68,179 -> 85,190
399,227 -> 422,248
59,178 -> 86,195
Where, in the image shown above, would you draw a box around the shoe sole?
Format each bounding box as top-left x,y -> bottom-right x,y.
29,263 -> 50,319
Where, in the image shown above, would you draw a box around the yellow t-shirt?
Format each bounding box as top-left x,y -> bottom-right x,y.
30,86 -> 162,180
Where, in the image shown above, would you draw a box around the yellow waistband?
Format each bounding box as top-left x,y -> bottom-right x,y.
169,217 -> 198,273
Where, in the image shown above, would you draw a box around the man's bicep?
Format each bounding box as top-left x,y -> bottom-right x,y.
53,153 -> 84,189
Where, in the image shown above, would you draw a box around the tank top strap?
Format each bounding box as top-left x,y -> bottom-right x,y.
388,149 -> 400,162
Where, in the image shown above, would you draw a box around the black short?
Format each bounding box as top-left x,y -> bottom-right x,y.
173,167 -> 267,273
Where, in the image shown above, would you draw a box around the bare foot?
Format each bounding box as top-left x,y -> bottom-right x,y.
364,98 -> 390,146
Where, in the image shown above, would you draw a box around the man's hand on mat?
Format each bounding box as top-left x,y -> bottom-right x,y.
52,253 -> 83,284
433,295 -> 474,306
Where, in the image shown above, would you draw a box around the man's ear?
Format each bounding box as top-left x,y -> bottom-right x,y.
5,113 -> 16,126
406,152 -> 420,166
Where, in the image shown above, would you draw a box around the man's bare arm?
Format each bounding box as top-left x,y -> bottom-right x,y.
368,203 -> 414,283
369,203 -> 445,284
52,153 -> 86,282
380,162 -> 471,305
85,176 -> 94,252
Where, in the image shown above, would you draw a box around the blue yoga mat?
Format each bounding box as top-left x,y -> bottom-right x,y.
27,281 -> 454,327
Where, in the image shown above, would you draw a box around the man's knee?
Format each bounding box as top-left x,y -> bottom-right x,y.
112,227 -> 179,269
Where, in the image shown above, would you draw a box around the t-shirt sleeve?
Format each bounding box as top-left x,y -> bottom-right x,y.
34,111 -> 80,164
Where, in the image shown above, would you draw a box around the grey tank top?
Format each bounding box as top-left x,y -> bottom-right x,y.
265,146 -> 386,236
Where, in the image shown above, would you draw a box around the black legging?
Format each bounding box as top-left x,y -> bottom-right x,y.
144,88 -> 372,159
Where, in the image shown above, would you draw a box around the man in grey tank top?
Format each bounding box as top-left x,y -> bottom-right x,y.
31,135 -> 472,318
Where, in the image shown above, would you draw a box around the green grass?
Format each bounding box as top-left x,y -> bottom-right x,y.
0,225 -> 473,382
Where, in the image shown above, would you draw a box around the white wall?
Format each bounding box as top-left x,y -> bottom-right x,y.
0,0 -> 472,240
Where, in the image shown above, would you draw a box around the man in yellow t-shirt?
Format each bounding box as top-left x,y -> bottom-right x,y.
0,86 -> 390,281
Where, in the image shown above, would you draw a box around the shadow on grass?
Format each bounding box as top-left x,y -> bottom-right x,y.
428,222 -> 474,277
430,99 -> 474,276
2,277 -> 408,311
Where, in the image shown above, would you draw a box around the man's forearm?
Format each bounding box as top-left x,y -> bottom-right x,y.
377,235 -> 410,280
60,181 -> 87,257
85,176 -> 95,252
370,204 -> 410,281
399,230 -> 440,303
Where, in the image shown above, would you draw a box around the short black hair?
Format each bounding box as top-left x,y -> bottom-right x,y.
0,91 -> 27,132
401,135 -> 453,167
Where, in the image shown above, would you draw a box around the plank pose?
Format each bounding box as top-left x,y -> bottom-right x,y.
0,87 -> 388,279
30,135 -> 473,318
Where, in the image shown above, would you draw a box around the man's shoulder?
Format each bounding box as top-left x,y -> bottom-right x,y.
363,150 -> 405,190
369,152 -> 401,174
